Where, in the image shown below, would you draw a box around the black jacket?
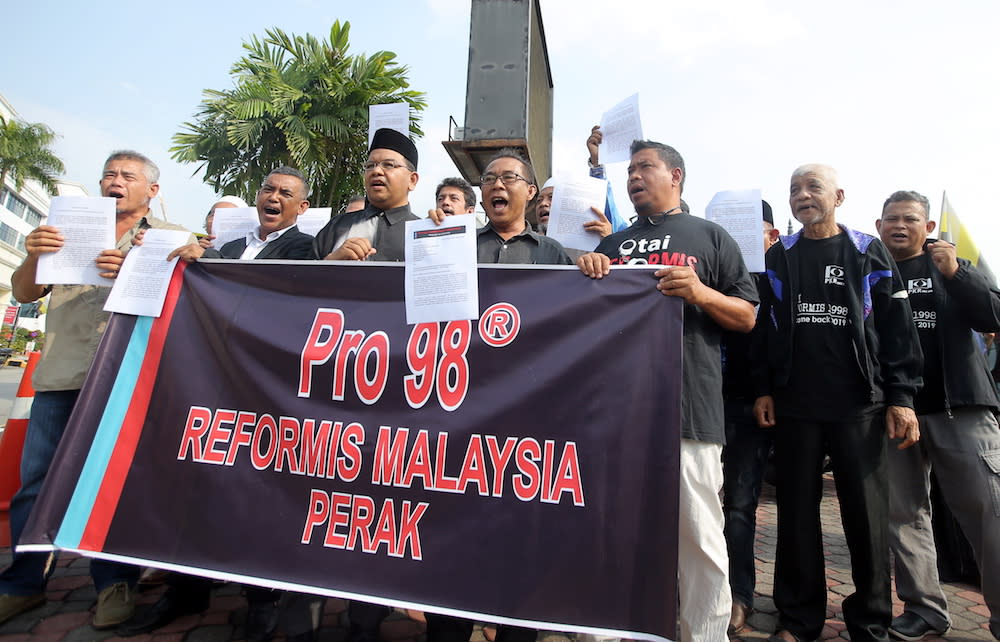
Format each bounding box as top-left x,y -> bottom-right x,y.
751,226 -> 923,409
206,225 -> 315,260
311,204 -> 418,261
913,239 -> 1000,412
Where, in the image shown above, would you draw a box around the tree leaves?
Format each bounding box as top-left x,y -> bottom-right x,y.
171,21 -> 425,211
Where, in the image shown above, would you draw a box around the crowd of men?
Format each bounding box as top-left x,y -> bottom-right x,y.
0,126 -> 997,642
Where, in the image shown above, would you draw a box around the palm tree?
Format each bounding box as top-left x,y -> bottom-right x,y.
0,116 -> 65,195
171,21 -> 427,211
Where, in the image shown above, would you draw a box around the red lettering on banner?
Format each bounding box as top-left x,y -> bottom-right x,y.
403,323 -> 438,409
203,409 -> 237,464
332,330 -> 364,401
304,491 -> 428,560
373,426 -> 409,486
371,499 -> 397,555
324,421 -> 343,479
437,322 -> 471,411
513,438 -> 542,501
299,419 -> 330,477
457,435 -> 489,496
178,406 -> 212,460
298,309 -> 345,397
224,411 -> 257,466
324,492 -> 352,548
552,442 -> 585,506
398,500 -> 428,560
433,432 -> 460,492
301,489 -> 329,544
338,422 -> 364,482
355,332 -> 389,404
251,414 -> 278,470
485,435 -> 518,497
276,417 -> 302,474
402,430 -> 432,488
541,440 -> 556,502
347,494 -> 376,552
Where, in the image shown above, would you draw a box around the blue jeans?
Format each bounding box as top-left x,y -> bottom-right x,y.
0,390 -> 138,595
721,401 -> 773,608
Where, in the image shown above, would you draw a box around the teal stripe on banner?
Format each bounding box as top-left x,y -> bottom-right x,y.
56,316 -> 155,548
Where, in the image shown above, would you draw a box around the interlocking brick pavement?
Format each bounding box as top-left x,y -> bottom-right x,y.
0,474 -> 993,641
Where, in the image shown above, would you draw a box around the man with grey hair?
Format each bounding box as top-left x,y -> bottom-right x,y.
0,150 -> 191,630
752,165 -> 922,642
876,190 -> 1000,641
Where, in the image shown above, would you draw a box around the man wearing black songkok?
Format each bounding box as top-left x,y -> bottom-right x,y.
313,128 -> 420,261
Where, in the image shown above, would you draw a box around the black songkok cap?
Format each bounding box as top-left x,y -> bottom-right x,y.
369,128 -> 418,170
762,200 -> 774,225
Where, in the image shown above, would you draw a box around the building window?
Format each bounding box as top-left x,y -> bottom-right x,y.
0,222 -> 22,249
25,207 -> 42,227
4,192 -> 28,218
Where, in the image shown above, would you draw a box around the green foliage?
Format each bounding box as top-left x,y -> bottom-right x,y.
0,116 -> 65,195
170,21 -> 427,211
2,327 -> 45,354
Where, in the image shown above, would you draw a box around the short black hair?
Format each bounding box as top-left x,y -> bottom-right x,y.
436,177 -> 476,209
485,148 -> 536,186
629,140 -> 685,193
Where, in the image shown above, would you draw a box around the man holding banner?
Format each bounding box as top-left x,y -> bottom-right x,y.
0,151 -> 191,629
577,139 -> 758,642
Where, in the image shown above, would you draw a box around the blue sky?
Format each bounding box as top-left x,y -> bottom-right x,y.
3,0 -> 999,263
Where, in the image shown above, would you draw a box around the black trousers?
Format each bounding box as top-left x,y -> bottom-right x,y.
772,412 -> 891,642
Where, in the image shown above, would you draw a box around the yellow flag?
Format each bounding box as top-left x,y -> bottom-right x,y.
939,192 -> 995,284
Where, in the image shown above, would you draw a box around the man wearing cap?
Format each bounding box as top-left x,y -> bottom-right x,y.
313,128 -> 420,261
721,201 -> 780,635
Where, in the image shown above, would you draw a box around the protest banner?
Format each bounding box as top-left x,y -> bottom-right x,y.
20,261 -> 682,642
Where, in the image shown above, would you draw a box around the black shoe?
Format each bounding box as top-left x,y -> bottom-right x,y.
889,612 -> 949,641
115,589 -> 209,636
246,601 -> 279,642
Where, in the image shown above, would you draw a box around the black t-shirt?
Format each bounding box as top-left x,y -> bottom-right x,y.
595,213 -> 758,443
723,273 -> 768,402
777,234 -> 871,420
897,255 -> 945,414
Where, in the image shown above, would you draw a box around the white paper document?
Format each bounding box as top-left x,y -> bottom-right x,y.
104,229 -> 192,317
705,189 -> 765,273
404,213 -> 479,325
369,103 -> 410,146
600,93 -> 643,164
296,207 -> 333,237
211,207 -> 257,249
545,175 -> 608,252
36,196 -> 116,286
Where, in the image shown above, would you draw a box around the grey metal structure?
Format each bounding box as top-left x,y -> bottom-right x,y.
443,0 -> 553,218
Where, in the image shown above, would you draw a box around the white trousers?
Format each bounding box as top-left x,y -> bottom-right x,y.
678,439 -> 731,642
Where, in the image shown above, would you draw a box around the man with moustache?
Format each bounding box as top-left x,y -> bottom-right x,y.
313,128 -> 420,262
752,165 -> 922,642
0,151 -> 191,629
423,149 -> 570,642
435,177 -> 476,216
135,166 -> 315,641
875,190 -> 1000,641
577,140 -> 757,642
173,166 -> 314,263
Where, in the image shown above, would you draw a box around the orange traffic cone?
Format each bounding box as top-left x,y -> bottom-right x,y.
0,351 -> 41,511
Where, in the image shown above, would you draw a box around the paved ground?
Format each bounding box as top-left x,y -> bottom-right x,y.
0,474 -> 993,641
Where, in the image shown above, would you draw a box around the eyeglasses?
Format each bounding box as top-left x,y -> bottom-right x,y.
363,160 -> 411,172
480,172 -> 528,187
